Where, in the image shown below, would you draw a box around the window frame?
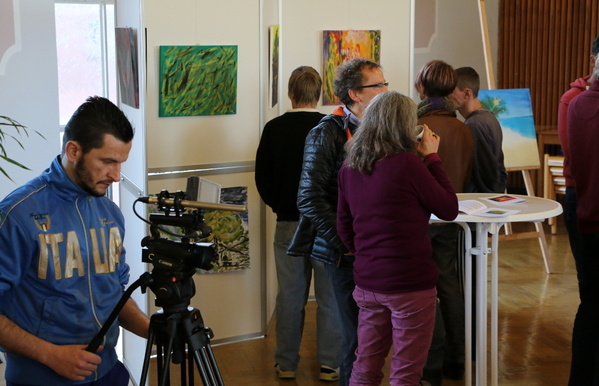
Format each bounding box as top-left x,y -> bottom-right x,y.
54,0 -> 116,127
54,0 -> 118,199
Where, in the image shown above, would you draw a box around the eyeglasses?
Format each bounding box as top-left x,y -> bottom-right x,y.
355,82 -> 389,89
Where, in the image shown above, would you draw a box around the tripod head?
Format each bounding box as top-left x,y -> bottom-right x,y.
141,236 -> 207,312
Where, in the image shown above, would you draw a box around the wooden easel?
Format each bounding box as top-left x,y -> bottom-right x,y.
499,168 -> 553,273
478,0 -> 552,274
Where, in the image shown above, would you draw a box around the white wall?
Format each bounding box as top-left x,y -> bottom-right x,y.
412,0 -> 490,100
144,0 -> 261,170
0,0 -> 60,199
142,0 -> 264,342
260,0 -> 280,332
281,0 -> 414,112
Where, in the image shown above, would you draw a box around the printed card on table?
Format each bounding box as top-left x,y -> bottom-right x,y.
481,194 -> 528,205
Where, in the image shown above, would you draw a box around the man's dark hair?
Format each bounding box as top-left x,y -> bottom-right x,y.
62,96 -> 134,154
455,67 -> 481,98
592,36 -> 599,57
414,60 -> 457,98
334,58 -> 382,106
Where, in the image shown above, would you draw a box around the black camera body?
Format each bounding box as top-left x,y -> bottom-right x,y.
141,235 -> 215,311
141,235 -> 215,273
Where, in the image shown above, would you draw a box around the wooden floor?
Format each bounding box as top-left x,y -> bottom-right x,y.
206,220 -> 579,386
0,220 -> 579,386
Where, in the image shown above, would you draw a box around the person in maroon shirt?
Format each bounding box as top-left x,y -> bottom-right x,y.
557,36 -> 599,290
566,54 -> 599,386
337,90 -> 458,386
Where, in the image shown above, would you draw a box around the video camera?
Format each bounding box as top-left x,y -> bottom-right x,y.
134,189 -> 246,312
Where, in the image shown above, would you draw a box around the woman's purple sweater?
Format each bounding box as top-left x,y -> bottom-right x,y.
337,152 -> 458,294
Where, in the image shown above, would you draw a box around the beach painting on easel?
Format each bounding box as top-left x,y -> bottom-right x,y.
478,88 -> 540,170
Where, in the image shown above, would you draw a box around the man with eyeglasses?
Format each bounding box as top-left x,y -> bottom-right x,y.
288,58 -> 388,386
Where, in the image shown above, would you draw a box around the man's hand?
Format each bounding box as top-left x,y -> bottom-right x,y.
0,316 -> 103,381
0,315 -> 106,381
42,344 -> 103,381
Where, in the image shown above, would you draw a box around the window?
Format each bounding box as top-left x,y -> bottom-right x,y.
55,0 -> 116,125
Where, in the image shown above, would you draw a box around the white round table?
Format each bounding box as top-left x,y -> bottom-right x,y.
432,193 -> 562,386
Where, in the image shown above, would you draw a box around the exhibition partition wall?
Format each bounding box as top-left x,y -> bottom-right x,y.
140,0 -> 413,344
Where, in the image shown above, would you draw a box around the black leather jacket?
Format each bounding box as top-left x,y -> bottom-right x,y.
287,110 -> 357,266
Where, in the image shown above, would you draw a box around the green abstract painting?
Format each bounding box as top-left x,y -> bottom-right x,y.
159,45 -> 238,117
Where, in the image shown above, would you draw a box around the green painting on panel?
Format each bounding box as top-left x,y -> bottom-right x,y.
159,45 -> 238,117
269,25 -> 280,108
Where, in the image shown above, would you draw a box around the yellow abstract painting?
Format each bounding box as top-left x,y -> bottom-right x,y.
322,30 -> 381,105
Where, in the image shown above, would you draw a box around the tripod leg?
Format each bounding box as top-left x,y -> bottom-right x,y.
157,344 -> 166,386
185,332 -> 224,386
202,344 -> 225,386
186,348 -> 194,386
139,324 -> 157,386
178,345 -> 199,386
158,317 -> 179,386
180,315 -> 220,386
191,349 -> 218,386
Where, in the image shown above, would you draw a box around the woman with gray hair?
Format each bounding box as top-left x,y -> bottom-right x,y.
337,90 -> 458,386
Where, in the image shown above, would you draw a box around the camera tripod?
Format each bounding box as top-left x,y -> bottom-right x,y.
138,306 -> 224,386
87,272 -> 225,386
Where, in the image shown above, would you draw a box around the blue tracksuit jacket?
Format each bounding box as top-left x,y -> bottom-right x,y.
0,156 -> 130,385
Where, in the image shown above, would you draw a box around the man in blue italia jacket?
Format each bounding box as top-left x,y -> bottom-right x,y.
0,96 -> 149,386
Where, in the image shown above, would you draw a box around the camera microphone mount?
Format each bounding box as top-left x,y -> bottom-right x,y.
138,191 -> 246,214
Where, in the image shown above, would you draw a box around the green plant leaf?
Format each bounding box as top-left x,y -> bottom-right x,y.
0,154 -> 31,170
0,116 -> 45,180
0,165 -> 15,182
